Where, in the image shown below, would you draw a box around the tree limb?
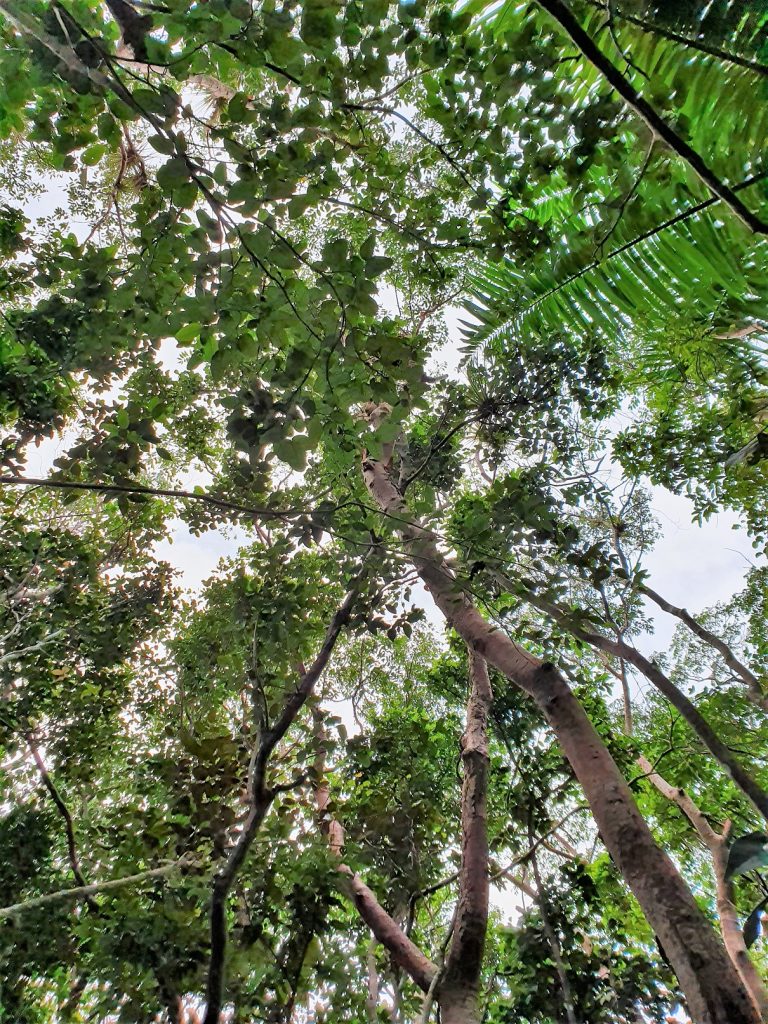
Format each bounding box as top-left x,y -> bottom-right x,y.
0,475 -> 295,525
639,583 -> 768,711
312,708 -> 438,994
202,576 -> 366,1024
515,585 -> 768,825
0,857 -> 196,918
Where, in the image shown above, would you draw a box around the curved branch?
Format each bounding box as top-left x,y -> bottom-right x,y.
639,583 -> 768,711
26,737 -> 98,913
0,475 -> 296,523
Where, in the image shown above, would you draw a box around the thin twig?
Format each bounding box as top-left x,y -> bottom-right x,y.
0,858 -> 196,919
26,736 -> 98,912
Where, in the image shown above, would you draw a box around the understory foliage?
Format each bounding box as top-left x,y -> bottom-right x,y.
1,0 -> 768,1021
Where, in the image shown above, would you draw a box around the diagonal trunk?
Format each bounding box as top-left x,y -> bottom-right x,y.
363,457 -> 760,1024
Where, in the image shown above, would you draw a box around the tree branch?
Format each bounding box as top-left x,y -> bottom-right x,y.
0,857 -> 195,919
312,708 -> 438,994
515,585 -> 768,825
0,475 -> 294,525
26,736 -> 98,912
639,583 -> 768,711
203,576 -> 366,1024
0,629 -> 66,668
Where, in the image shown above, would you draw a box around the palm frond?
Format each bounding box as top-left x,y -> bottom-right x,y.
458,0 -> 768,354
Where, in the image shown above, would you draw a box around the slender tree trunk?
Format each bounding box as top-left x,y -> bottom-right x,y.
438,652 -> 492,1024
363,457 -> 760,1024
203,582 -> 364,1024
530,851 -> 578,1024
366,939 -> 379,1024
638,757 -> 768,1021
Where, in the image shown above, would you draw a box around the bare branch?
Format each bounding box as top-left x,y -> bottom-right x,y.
640,583 -> 768,711
0,476 -> 295,525
0,858 -> 195,919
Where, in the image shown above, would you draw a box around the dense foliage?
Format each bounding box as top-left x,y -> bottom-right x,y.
1,0 -> 768,1021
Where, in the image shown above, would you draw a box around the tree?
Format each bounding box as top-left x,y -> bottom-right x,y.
1,1 -> 767,1021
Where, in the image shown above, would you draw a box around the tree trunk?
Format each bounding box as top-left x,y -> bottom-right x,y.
438,651 -> 492,1024
438,988 -> 484,1024
710,840 -> 768,1022
363,457 -> 760,1024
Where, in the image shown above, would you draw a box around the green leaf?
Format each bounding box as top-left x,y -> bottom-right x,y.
148,134 -> 176,156
175,323 -> 202,344
81,143 -> 107,166
364,255 -> 393,277
156,157 -> 190,192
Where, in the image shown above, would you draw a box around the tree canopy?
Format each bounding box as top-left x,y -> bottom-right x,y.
1,1 -> 768,1022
